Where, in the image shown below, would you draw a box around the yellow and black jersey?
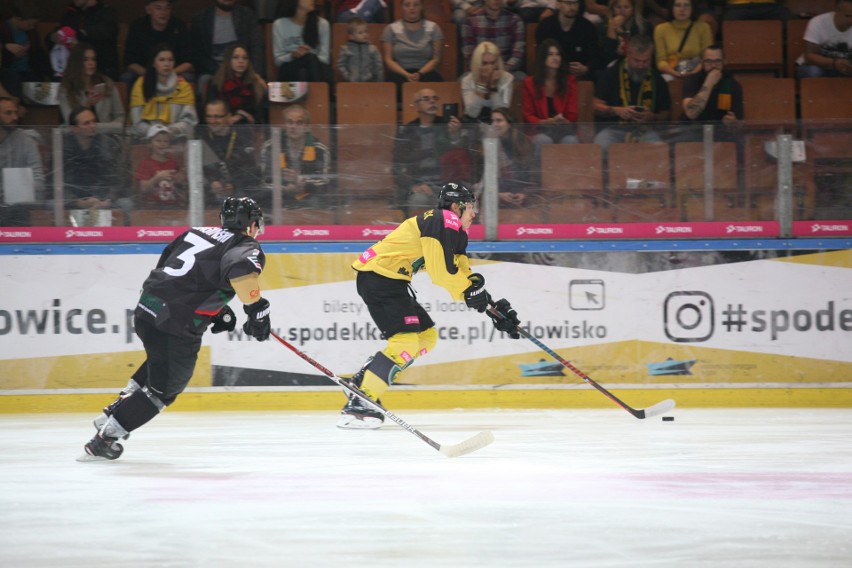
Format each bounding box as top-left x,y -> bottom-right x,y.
352,208 -> 473,301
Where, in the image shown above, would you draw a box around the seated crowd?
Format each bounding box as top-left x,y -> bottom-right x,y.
0,0 -> 849,227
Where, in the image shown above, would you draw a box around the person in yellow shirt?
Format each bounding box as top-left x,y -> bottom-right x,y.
654,0 -> 713,80
339,182 -> 521,428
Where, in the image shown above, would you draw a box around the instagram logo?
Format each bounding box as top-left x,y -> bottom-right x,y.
664,291 -> 715,342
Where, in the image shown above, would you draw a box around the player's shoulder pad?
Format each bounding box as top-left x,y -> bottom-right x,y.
420,208 -> 462,234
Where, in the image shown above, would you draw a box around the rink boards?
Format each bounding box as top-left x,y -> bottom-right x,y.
1,239 -> 851,411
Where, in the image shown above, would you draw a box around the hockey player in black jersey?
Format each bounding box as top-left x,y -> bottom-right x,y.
339,182 -> 522,429
79,197 -> 272,461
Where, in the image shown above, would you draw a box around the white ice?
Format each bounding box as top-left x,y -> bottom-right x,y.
1,408 -> 851,567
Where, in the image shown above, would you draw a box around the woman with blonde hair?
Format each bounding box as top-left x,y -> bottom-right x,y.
207,44 -> 268,125
600,0 -> 652,69
460,41 -> 513,123
58,43 -> 125,132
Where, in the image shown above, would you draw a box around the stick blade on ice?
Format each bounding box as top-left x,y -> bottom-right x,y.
439,430 -> 495,458
642,399 -> 676,419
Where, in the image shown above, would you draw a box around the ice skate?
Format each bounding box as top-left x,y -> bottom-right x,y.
93,413 -> 130,439
337,394 -> 385,429
77,432 -> 124,462
93,380 -> 139,439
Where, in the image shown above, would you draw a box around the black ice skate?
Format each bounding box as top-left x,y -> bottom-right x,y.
337,394 -> 385,429
78,433 -> 124,462
92,380 -> 139,439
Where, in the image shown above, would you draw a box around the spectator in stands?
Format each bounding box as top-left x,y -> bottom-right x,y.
273,0 -> 333,82
382,0 -> 444,84
461,40 -> 514,123
333,0 -> 388,23
394,87 -> 470,214
654,0 -> 712,82
797,0 -> 852,78
134,123 -> 187,208
48,1 -> 120,80
130,44 -> 198,140
260,104 -> 332,208
681,44 -> 743,139
198,99 -> 261,206
58,43 -> 125,133
598,0 -> 652,71
452,0 -> 484,26
462,0 -> 526,77
62,106 -> 126,221
535,0 -> 599,80
474,107 -> 538,207
722,0 -> 788,21
123,0 -> 194,93
0,72 -> 21,108
593,34 -> 671,149
190,0 -> 265,95
1,1 -> 51,97
584,0 -> 609,24
0,96 -> 45,203
207,44 -> 268,124
337,17 -> 385,82
507,0 -> 556,24
523,39 -> 579,152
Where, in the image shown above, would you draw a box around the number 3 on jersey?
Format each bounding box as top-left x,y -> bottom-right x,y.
164,233 -> 215,277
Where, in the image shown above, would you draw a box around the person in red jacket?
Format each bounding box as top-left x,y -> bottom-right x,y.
522,38 -> 579,158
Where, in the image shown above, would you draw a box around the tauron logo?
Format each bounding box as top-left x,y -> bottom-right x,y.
811,223 -> 849,232
586,226 -> 624,235
516,227 -> 553,235
292,229 -> 330,237
726,225 -> 764,234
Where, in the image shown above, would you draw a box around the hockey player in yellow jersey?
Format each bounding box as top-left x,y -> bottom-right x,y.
339,182 -> 521,428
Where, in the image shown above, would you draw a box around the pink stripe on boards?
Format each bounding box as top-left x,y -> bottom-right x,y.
404,315 -> 420,325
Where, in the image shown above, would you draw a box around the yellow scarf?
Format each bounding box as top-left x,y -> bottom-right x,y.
130,77 -> 195,124
618,60 -> 656,141
618,59 -> 656,114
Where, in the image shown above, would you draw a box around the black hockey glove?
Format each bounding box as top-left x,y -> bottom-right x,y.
489,298 -> 521,339
210,305 -> 236,334
463,273 -> 490,313
243,298 -> 271,341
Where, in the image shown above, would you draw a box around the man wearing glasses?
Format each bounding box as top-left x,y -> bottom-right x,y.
393,88 -> 469,215
535,0 -> 599,79
198,99 -> 261,206
681,44 -> 743,135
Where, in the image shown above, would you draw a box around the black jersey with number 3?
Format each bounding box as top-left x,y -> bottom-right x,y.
135,227 -> 266,337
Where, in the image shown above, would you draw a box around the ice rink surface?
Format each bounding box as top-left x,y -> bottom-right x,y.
2,408 -> 851,567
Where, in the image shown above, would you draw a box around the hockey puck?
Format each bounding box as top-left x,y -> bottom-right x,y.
662,416 -> 674,421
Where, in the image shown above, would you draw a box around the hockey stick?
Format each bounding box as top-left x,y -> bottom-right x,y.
486,302 -> 675,419
269,331 -> 494,457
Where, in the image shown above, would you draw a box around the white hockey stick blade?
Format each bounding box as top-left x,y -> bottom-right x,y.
438,430 -> 495,458
642,399 -> 676,419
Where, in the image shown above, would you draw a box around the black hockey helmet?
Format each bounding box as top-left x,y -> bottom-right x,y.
221,197 -> 264,234
437,182 -> 475,212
